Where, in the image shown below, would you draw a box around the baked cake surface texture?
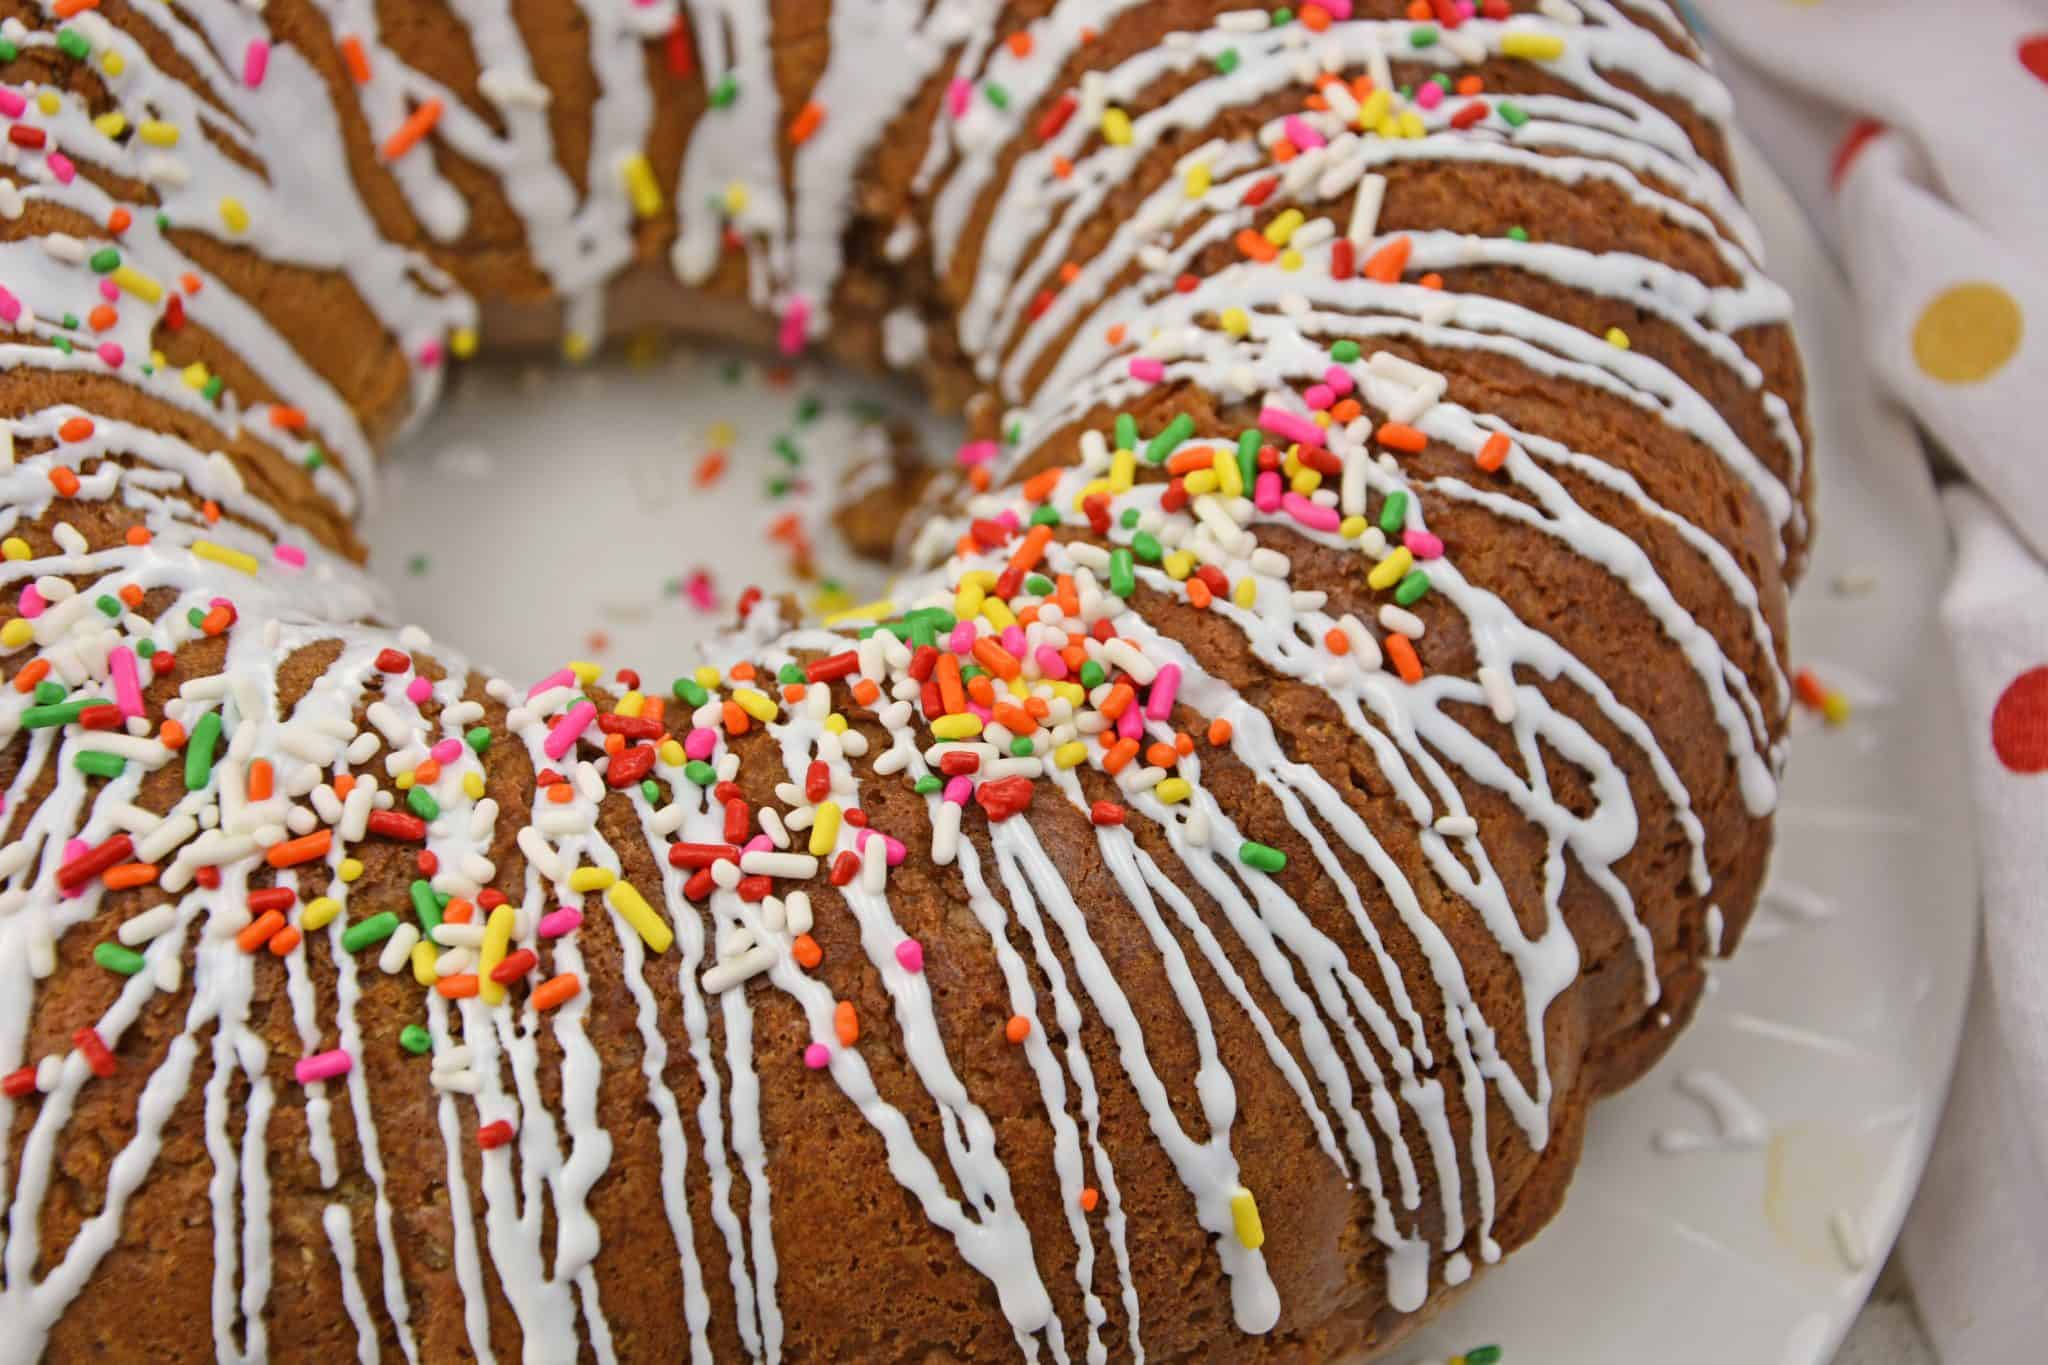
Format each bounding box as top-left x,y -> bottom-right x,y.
0,0 -> 1809,1358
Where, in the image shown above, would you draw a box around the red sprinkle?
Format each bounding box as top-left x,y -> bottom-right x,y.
3,1066 -> 38,1099
374,648 -> 410,673
58,834 -> 134,891
805,760 -> 831,803
830,851 -> 860,886
73,1026 -> 116,1078
975,776 -> 1035,823
490,948 -> 538,984
366,810 -> 427,841
477,1118 -> 516,1150
1036,92 -> 1077,142
247,886 -> 296,913
1089,800 -> 1126,826
723,799 -> 750,845
669,842 -> 740,870
804,651 -> 858,685
606,744 -> 656,787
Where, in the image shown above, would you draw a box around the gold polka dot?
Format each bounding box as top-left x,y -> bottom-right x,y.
1912,282 -> 2024,385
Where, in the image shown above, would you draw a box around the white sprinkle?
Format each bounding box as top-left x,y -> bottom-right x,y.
1478,666 -> 1517,724
1433,815 -> 1479,838
379,923 -> 421,975
740,851 -> 818,880
1347,173 -> 1387,246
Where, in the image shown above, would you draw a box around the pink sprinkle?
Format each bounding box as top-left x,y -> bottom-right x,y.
96,342 -> 122,367
60,838 -> 87,899
1416,82 -> 1444,112
0,90 -> 23,118
743,833 -> 773,855
294,1048 -> 352,1085
97,278 -> 118,303
1128,356 -> 1164,384
684,726 -> 718,761
273,544 -> 306,568
947,621 -> 976,656
1319,0 -> 1355,15
954,439 -> 997,467
1282,116 -> 1326,151
685,572 -> 717,612
967,701 -> 992,722
404,676 -> 432,705
110,647 -> 143,718
544,700 -> 596,761
1258,406 -> 1324,450
1402,529 -> 1445,560
946,77 -> 971,119
996,509 -> 1021,532
1322,365 -> 1354,395
1034,646 -> 1068,680
1116,700 -> 1144,741
0,286 -> 18,324
47,153 -> 73,185
777,295 -> 809,357
803,1042 -> 831,1070
244,38 -> 269,87
538,906 -> 583,938
1282,491 -> 1342,533
1304,383 -> 1334,411
999,625 -> 1026,657
1145,664 -> 1180,722
1253,470 -> 1283,513
417,339 -> 443,369
942,776 -> 973,806
527,668 -> 575,700
858,828 -> 907,867
894,939 -> 924,973
19,585 -> 44,620
430,738 -> 463,764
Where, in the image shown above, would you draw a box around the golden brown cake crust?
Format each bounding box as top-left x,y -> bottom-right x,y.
0,1 -> 1805,1359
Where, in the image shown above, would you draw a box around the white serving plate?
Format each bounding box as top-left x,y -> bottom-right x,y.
374,142 -> 1975,1365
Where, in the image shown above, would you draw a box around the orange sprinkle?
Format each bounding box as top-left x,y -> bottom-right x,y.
379,98 -> 443,163
532,974 -> 581,1010
1051,154 -> 1073,179
201,605 -> 232,635
247,758 -> 273,801
179,273 -> 201,295
1099,682 -> 1135,720
993,702 -> 1036,734
1329,398 -> 1362,423
333,772 -> 354,798
158,718 -> 186,750
1145,741 -> 1178,769
1174,732 -> 1195,756
1005,1014 -> 1032,1044
729,662 -> 756,682
1419,272 -> 1443,290
1235,227 -> 1278,263
786,100 -> 825,145
237,910 -> 286,953
1023,695 -> 1051,720
88,304 -> 117,332
269,405 -> 306,431
1386,634 -> 1423,684
642,696 -> 664,725
12,658 -> 50,693
1103,737 -> 1139,775
602,732 -> 624,757
547,782 -> 574,803
834,1000 -> 859,1047
124,526 -> 151,547
968,466 -> 992,492
972,636 -> 1022,681
1187,578 -> 1212,609
1477,432 -> 1511,473
1104,323 -> 1125,347
436,973 -> 480,999
107,207 -> 132,235
851,678 -> 881,707
53,0 -> 99,17
936,653 -> 966,714
265,829 -> 332,868
1793,669 -> 1828,709
267,925 -> 302,957
1079,1187 -> 1100,1213
1005,30 -> 1032,58
48,467 -> 80,497
1270,139 -> 1296,163
1405,0 -> 1432,17
1009,523 -> 1053,575
966,674 -> 996,709
1058,261 -> 1081,285
1021,467 -> 1063,503
1363,235 -> 1412,284
117,584 -> 143,609
340,35 -> 370,83
782,683 -> 805,704
1457,75 -> 1485,96
102,862 -> 159,890
1299,3 -> 1331,31
1324,627 -> 1350,656
722,700 -> 750,735
1166,448 -> 1215,476
1207,717 -> 1233,746
442,898 -> 474,925
202,500 -> 221,523
792,933 -> 822,969
1377,422 -> 1428,454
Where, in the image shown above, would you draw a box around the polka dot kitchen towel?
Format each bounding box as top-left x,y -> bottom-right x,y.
1693,1 -> 2048,1358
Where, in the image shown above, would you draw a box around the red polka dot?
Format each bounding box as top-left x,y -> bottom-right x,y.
2022,34 -> 2048,86
1991,667 -> 2048,773
1830,119 -> 1887,190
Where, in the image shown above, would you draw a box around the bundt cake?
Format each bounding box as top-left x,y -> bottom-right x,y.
0,0 -> 1808,1358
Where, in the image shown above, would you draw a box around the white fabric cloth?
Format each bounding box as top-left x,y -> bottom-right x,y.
1692,1 -> 2048,1357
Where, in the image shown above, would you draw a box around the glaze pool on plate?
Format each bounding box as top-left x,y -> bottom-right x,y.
377,140 -> 1975,1364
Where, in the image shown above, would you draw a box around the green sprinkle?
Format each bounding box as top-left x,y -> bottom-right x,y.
1028,504 -> 1061,528
772,435 -> 802,465
1119,507 -> 1140,530
1108,548 -> 1136,598
639,779 -> 661,804
0,39 -> 19,63
1079,660 -> 1105,690
59,313 -> 79,332
1379,490 -> 1408,535
136,640 -> 156,658
1024,573 -> 1053,596
53,337 -> 73,356
399,1024 -> 433,1055
1329,339 -> 1360,363
95,594 -> 121,618
186,607 -> 206,628
1497,101 -> 1528,128
1009,737 -> 1035,757
1410,26 -> 1438,48
912,774 -> 943,795
1237,429 -> 1261,493
982,80 -> 1009,110
1214,48 -> 1239,75
94,942 -> 145,975
1505,225 -> 1529,242
409,879 -> 443,936
709,73 -> 738,108
34,680 -> 67,706
959,664 -> 985,683
1238,840 -> 1287,873
89,247 -> 120,274
684,759 -> 716,787
1115,415 -> 1140,452
907,616 -> 937,649
25,698 -> 105,729
302,445 -> 325,471
75,750 -> 126,779
1431,72 -> 1454,91
406,785 -> 439,821
1271,8 -> 1291,25
1465,1350 -> 1503,1365
776,663 -> 804,685
672,676 -> 709,707
1145,413 -> 1195,464
56,27 -> 90,59
1131,531 -> 1163,564
184,710 -> 222,789
1394,570 -> 1431,606
342,912 -> 400,953
465,725 -> 492,753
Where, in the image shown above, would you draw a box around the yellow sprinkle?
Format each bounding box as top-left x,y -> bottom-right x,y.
1214,448 -> 1244,498
1262,209 -> 1304,247
1072,477 -> 1113,510
822,712 -> 848,733
823,598 -> 895,626
1054,741 -> 1087,770
708,421 -> 736,447
1051,682 -> 1086,709
1109,447 -> 1136,493
1821,691 -> 1852,726
114,267 -> 163,304
1339,515 -> 1368,539
218,197 -> 249,234
93,112 -> 127,139
959,569 -> 996,591
567,865 -> 616,893
1220,307 -> 1250,338
1290,467 -> 1321,496
1501,32 -> 1567,61
1312,410 -> 1332,429
722,181 -> 748,215
1155,777 -> 1192,804
568,660 -> 601,685
1606,326 -> 1631,349
339,858 -> 364,883
620,151 -> 663,219
1281,248 -> 1305,272
1100,107 -> 1133,146
615,690 -> 645,719
1232,577 -> 1257,609
808,801 -> 842,857
451,326 -> 479,359
732,688 -> 778,723
394,771 -> 414,791
35,91 -> 58,116
979,596 -> 1016,630
954,580 -> 986,621
476,904 -> 515,1004
180,361 -> 209,391
1229,1186 -> 1265,1249
1183,162 -> 1211,199
192,539 -> 259,575
606,879 -> 673,953
100,51 -> 123,77
1183,468 -> 1218,496
1,537 -> 29,562
1163,551 -> 1194,581
462,771 -> 485,801
693,665 -> 721,691
1374,114 -> 1401,140
658,739 -> 685,767
1368,546 -> 1415,591
137,119 -> 180,147
301,897 -> 341,932
1358,90 -> 1392,129
931,714 -> 983,741
410,941 -> 438,987
1397,110 -> 1426,140
0,619 -> 31,650
561,331 -> 592,363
